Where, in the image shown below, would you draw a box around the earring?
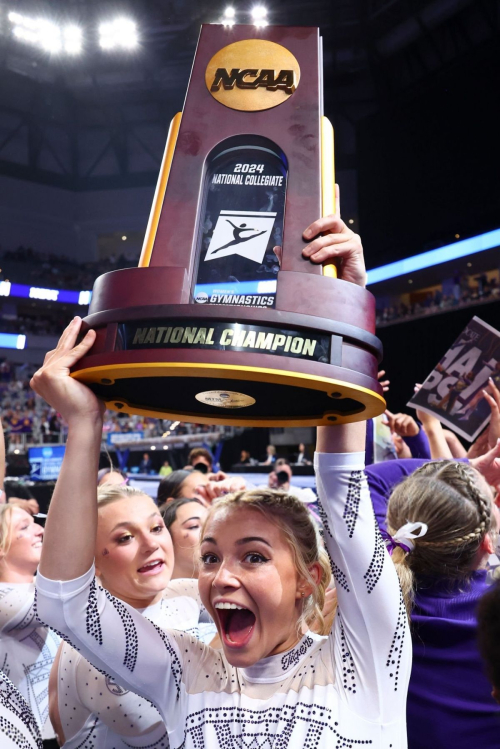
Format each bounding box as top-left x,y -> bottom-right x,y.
301,591 -> 305,597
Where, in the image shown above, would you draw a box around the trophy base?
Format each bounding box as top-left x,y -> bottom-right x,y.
73,358 -> 385,428
73,270 -> 385,427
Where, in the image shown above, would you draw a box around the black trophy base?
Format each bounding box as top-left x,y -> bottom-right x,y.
72,357 -> 385,427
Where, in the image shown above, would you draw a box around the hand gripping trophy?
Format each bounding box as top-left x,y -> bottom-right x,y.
72,25 -> 385,427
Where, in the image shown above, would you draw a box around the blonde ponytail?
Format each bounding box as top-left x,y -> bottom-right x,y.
387,460 -> 496,615
390,546 -> 415,617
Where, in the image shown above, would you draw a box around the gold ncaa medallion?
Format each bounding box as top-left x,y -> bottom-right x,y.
205,39 -> 300,112
195,390 -> 256,409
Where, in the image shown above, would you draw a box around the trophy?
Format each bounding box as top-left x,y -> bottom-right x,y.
72,24 -> 385,427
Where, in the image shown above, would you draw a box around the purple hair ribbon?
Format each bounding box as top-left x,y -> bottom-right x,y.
380,521 -> 428,555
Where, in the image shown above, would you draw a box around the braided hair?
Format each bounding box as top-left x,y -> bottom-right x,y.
387,460 -> 496,597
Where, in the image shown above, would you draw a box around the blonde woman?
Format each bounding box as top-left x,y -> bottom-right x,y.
369,455 -> 500,749
0,504 -> 60,745
49,483 -> 215,748
32,218 -> 412,747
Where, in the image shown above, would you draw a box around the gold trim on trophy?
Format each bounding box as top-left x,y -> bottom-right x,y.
138,112 -> 182,267
205,39 -> 301,111
72,360 -> 385,427
321,116 -> 337,279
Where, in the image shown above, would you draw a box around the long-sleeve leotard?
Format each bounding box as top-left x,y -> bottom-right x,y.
0,671 -> 43,749
0,582 -> 59,740
36,452 -> 411,748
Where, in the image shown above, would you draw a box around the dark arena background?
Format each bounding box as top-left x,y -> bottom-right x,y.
0,0 -> 498,504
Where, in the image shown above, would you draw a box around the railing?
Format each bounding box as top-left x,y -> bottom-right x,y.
6,424 -> 249,454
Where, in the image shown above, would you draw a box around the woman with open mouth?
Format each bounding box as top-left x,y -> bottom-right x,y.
48,483 -> 216,749
33,207 -> 411,747
0,502 -> 60,746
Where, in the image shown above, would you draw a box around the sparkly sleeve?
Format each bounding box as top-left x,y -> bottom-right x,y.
0,673 -> 42,749
35,565 -> 187,726
67,647 -> 168,746
315,452 -> 411,724
0,585 -> 36,634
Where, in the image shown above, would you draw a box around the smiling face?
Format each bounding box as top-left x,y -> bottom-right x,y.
198,506 -> 308,668
169,501 -> 208,579
95,493 -> 174,608
0,508 -> 43,580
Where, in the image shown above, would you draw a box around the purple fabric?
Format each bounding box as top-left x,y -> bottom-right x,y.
403,428 -> 431,460
366,459 -> 500,749
365,418 -> 374,465
364,419 -> 431,466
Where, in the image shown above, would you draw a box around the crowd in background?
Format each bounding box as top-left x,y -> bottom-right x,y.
0,358 -> 227,452
0,245 -> 136,291
376,268 -> 499,327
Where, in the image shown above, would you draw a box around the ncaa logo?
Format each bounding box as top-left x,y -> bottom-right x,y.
205,39 -> 300,112
195,291 -> 209,304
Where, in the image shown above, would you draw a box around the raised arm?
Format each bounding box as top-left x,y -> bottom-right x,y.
315,423 -> 411,724
31,320 -> 197,728
31,318 -> 103,580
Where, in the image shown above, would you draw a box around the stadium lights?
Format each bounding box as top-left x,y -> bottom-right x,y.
78,290 -> 92,306
251,5 -> 267,18
251,5 -> 268,26
0,333 -> 26,350
366,227 -> 500,286
223,6 -> 235,26
8,12 -> 82,55
99,18 -> 138,50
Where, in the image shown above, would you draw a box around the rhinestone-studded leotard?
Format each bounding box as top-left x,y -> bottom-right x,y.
36,452 -> 411,749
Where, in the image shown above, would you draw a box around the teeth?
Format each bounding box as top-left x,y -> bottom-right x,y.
141,560 -> 161,570
214,602 -> 245,610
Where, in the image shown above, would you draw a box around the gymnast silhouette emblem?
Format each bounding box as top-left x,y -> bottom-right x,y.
204,210 -> 277,264
210,220 -> 267,256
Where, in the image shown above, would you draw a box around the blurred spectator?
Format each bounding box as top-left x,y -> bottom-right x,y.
159,460 -> 173,477
186,447 -> 213,474
260,444 -> 276,465
294,442 -> 312,465
139,452 -> 152,473
267,459 -> 316,504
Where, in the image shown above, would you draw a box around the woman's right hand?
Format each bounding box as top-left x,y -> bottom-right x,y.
30,317 -> 104,427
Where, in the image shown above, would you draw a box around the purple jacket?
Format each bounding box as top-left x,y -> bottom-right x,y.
366,459 -> 500,749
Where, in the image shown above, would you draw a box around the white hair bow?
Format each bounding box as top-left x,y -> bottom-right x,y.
392,521 -> 428,552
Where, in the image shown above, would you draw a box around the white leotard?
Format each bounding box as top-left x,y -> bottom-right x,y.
0,582 -> 59,740
36,452 -> 412,748
58,579 -> 216,748
0,672 -> 42,749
